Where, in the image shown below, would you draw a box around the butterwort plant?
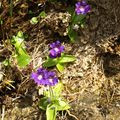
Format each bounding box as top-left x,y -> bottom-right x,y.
31,67 -> 70,120
11,31 -> 31,68
3,31 -> 31,68
68,0 -> 91,42
43,40 -> 76,72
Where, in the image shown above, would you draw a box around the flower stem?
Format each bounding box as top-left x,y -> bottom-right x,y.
49,86 -> 54,100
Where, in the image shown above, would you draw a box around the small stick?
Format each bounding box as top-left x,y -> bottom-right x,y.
1,105 -> 5,120
66,110 -> 79,120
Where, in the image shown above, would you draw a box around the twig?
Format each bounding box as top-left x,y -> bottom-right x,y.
1,105 -> 5,120
66,110 -> 79,120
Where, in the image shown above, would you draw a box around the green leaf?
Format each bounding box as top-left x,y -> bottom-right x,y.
56,63 -> 64,72
72,14 -> 85,24
30,17 -> 38,24
55,99 -> 70,111
16,53 -> 31,68
17,31 -> 24,38
14,38 -> 24,51
28,10 -> 33,15
68,27 -> 78,42
53,82 -> 63,97
44,82 -> 63,98
44,90 -> 51,98
43,58 -> 58,67
2,59 -> 10,66
12,31 -> 24,50
11,31 -> 31,68
39,11 -> 47,18
39,97 -> 50,110
59,55 -> 76,63
46,104 -> 57,120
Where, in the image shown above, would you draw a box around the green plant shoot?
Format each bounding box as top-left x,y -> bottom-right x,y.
39,82 -> 70,120
11,31 -> 31,68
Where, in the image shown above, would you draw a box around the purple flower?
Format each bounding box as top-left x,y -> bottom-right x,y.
75,1 -> 90,15
31,68 -> 58,86
49,40 -> 64,58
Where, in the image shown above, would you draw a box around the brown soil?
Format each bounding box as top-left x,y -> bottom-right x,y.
0,0 -> 120,120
